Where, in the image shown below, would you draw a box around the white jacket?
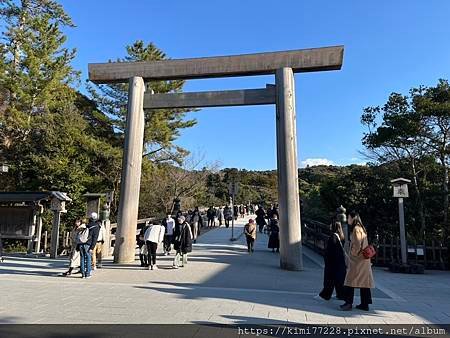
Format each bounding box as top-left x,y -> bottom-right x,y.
144,224 -> 165,244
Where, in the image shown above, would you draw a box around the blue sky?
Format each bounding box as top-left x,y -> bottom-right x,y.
60,0 -> 450,170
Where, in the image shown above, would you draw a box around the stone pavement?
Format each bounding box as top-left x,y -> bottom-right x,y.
0,216 -> 449,324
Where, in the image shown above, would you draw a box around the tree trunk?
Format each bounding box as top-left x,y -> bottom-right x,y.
411,158 -> 426,236
441,157 -> 449,230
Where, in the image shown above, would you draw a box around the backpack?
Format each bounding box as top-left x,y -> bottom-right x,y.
77,227 -> 89,244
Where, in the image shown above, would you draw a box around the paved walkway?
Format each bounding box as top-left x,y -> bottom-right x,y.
0,216 -> 449,324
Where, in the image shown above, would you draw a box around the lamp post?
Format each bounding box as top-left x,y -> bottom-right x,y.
228,178 -> 239,241
391,178 -> 411,265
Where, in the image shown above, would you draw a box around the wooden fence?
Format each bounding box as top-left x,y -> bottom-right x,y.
302,218 -> 449,270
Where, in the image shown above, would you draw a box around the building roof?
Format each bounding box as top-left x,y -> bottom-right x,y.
0,191 -> 72,203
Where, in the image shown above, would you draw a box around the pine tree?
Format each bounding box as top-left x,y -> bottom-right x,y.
87,40 -> 197,164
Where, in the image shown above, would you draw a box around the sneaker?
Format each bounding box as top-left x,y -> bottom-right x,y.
172,265 -> 179,269
147,265 -> 151,270
97,264 -> 102,269
92,266 -> 97,271
153,265 -> 158,270
85,275 -> 92,279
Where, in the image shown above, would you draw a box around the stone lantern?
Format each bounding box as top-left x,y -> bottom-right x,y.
390,178 -> 411,266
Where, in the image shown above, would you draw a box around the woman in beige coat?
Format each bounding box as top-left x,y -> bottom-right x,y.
244,219 -> 257,253
340,212 -> 374,311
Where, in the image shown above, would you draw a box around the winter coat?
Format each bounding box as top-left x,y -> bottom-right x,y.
174,222 -> 193,254
255,208 -> 266,226
323,233 -> 346,287
223,207 -> 232,220
244,223 -> 257,240
344,225 -> 375,289
144,224 -> 166,244
162,217 -> 176,235
86,220 -> 100,250
207,208 -> 215,219
217,208 -> 224,220
268,219 -> 280,249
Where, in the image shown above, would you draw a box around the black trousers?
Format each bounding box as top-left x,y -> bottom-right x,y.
344,286 -> 372,305
164,235 -> 173,253
319,280 -> 345,300
146,241 -> 158,266
246,236 -> 254,252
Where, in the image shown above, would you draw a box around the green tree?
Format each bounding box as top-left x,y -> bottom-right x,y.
87,40 -> 197,164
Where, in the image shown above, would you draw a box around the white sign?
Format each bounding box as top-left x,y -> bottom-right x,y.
393,184 -> 409,198
50,198 -> 67,213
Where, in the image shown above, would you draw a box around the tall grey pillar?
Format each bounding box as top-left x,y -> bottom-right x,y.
398,197 -> 407,265
275,67 -> 303,271
114,77 -> 146,263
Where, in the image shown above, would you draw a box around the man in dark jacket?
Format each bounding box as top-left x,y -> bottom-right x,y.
207,206 -> 215,227
255,206 -> 267,233
79,212 -> 100,278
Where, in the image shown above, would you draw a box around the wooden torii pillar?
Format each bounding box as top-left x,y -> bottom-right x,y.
88,46 -> 344,270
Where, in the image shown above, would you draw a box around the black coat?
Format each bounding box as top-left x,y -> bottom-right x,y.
268,220 -> 280,249
255,208 -> 266,225
323,233 -> 346,286
86,220 -> 100,250
174,222 -> 192,254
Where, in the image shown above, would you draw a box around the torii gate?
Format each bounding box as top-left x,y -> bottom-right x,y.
88,45 -> 344,270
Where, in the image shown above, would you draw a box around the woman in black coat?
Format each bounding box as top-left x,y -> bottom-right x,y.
173,216 -> 193,268
267,215 -> 280,252
318,221 -> 346,300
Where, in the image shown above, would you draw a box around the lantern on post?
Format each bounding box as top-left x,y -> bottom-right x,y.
49,192 -> 72,259
0,163 -> 8,173
390,178 -> 411,265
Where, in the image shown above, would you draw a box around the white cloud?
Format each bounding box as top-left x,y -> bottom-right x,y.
300,158 -> 334,168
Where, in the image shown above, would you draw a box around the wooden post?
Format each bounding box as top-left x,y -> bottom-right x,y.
50,211 -> 61,259
114,77 -> 146,263
275,67 -> 303,271
35,205 -> 43,253
44,231 -> 48,253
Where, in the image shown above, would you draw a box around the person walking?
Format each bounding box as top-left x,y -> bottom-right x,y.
223,206 -> 232,228
78,212 -> 100,279
244,219 -> 257,253
189,209 -> 201,243
217,207 -> 224,226
207,206 -> 215,227
173,216 -> 193,268
319,221 -> 346,300
233,205 -> 239,220
144,221 -> 166,270
92,220 -> 106,270
255,205 -> 266,233
340,212 -> 375,311
137,221 -> 150,267
61,219 -> 84,276
267,214 -> 280,253
162,214 -> 176,254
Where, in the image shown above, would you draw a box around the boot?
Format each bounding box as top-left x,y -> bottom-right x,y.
355,304 -> 369,311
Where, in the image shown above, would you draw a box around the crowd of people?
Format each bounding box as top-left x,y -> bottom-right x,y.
59,204 -> 374,313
